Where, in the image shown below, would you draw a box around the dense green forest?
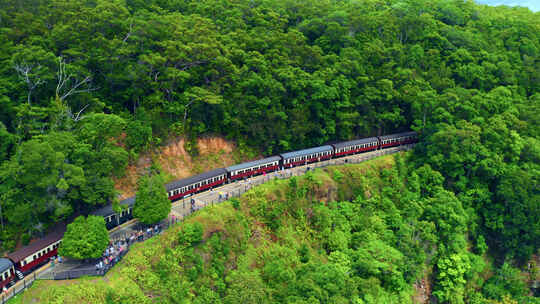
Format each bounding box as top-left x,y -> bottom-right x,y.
10,156 -> 538,303
0,0 -> 538,301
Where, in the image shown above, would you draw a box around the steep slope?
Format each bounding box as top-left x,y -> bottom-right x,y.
10,151 -> 539,303
7,153 -> 446,303
114,136 -> 259,199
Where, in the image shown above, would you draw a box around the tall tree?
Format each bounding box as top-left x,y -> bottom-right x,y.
133,171 -> 171,225
58,215 -> 109,260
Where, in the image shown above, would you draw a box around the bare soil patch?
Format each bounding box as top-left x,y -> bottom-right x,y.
114,136 -> 257,199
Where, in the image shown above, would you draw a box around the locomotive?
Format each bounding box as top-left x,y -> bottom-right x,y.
2,131 -> 416,286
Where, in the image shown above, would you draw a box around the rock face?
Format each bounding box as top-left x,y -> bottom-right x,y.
114,136 -> 255,199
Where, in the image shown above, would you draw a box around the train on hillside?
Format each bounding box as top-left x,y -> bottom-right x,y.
0,226 -> 64,289
94,131 -> 417,229
1,131 -> 417,287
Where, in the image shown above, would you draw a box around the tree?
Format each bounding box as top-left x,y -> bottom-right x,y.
133,172 -> 171,225
125,120 -> 152,153
58,215 -> 109,260
224,270 -> 269,304
482,262 -> 528,301
178,222 -> 204,247
181,86 -> 223,135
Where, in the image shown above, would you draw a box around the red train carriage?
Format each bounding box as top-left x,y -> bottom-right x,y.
7,227 -> 64,274
378,131 -> 418,148
331,137 -> 379,157
280,145 -> 334,168
0,259 -> 15,289
166,168 -> 227,202
225,156 -> 281,182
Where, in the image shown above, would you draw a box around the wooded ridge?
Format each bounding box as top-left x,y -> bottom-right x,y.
0,0 -> 538,302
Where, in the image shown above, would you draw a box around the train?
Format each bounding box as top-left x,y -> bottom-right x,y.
0,226 -> 64,289
93,131 -> 417,229
1,131 -> 417,287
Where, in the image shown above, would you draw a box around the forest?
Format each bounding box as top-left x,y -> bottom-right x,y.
11,155 -> 538,303
0,0 -> 538,302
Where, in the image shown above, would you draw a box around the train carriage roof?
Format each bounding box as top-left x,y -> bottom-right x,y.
280,145 -> 333,160
91,196 -> 135,217
166,168 -> 227,191
0,258 -> 13,273
332,137 -> 379,149
378,131 -> 417,140
7,225 -> 66,263
225,156 -> 282,172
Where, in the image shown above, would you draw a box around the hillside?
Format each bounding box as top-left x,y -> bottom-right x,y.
114,136 -> 259,199
0,0 -> 538,302
0,0 -> 539,256
9,153 -> 538,303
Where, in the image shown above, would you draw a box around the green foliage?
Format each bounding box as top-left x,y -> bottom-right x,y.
133,172 -> 171,225
0,0 -> 538,302
433,253 -> 471,303
125,120 -> 152,154
482,262 -> 529,301
178,222 -> 204,247
0,122 -> 15,161
12,155 -> 539,303
58,215 -> 109,260
230,198 -> 240,210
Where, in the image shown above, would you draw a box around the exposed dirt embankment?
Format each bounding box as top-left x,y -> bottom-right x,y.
114,137 -> 258,199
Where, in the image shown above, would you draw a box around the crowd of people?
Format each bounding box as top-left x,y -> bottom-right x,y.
95,240 -> 127,275
95,224 -> 163,275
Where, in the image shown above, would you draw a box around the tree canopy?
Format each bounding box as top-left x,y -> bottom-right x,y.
0,0 -> 538,302
133,172 -> 171,225
58,215 -> 109,260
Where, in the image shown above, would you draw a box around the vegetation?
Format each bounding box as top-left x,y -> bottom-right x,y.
0,0 -> 538,302
10,155 -> 538,303
58,215 -> 109,260
133,170 -> 171,225
0,0 -> 538,251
